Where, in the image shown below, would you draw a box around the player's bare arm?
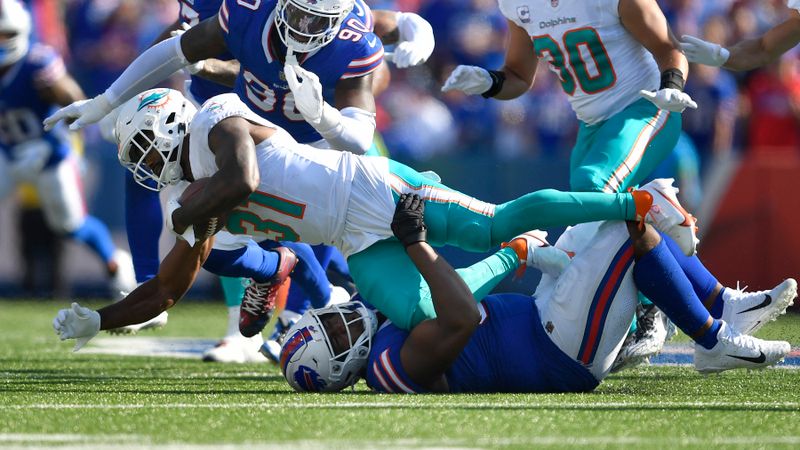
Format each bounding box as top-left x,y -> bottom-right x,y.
494,20 -> 539,100
37,72 -> 86,107
618,0 -> 696,112
193,58 -> 240,88
619,0 -> 687,79
43,15 -> 229,131
371,9 -> 434,68
680,11 -> 800,72
171,116 -> 260,233
98,237 -> 214,330
390,194 -> 481,392
334,73 -> 377,113
725,12 -> 800,71
441,20 -> 537,100
372,10 -> 400,43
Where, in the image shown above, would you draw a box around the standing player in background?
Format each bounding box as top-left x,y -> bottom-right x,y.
441,0 -> 697,369
0,0 -> 136,299
679,2 -> 800,72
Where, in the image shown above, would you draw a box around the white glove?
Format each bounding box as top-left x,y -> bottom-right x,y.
507,230 -> 571,277
43,93 -> 114,131
284,63 -> 328,127
441,65 -> 492,95
392,12 -> 435,68
9,140 -> 51,181
171,23 -> 205,75
53,302 -> 101,351
531,246 -> 572,277
679,35 -> 730,67
639,88 -> 698,113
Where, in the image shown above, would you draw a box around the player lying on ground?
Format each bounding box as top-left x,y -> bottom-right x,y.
279,196 -> 796,393
51,88 -> 669,349
680,2 -> 800,71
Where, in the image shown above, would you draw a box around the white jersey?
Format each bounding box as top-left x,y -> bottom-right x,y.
498,0 -> 660,124
184,94 -> 393,256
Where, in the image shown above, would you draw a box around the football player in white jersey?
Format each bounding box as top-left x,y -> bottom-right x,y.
51,88 -> 666,350
441,0 -> 698,367
679,2 -> 800,71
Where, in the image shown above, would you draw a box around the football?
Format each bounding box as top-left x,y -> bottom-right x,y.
179,178 -> 226,241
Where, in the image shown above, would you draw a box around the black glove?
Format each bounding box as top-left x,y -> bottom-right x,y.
391,193 -> 427,247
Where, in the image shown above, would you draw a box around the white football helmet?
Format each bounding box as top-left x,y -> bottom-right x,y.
114,89 -> 196,191
0,0 -> 31,67
280,301 -> 376,392
274,0 -> 355,54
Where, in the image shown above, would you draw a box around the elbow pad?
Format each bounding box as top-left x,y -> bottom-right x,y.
105,35 -> 194,106
316,105 -> 376,155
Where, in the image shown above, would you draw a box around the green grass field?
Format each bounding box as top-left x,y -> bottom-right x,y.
2,300 -> 800,449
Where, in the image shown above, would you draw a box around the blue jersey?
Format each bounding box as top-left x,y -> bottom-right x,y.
366,294 -> 600,394
0,44 -> 71,168
218,0 -> 383,144
178,0 -> 235,103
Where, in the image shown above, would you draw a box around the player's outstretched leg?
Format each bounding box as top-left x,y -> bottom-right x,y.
36,158 -> 137,298
386,159 -> 653,252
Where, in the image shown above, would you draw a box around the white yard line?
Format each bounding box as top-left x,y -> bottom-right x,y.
2,401 -> 800,410
3,434 -> 800,449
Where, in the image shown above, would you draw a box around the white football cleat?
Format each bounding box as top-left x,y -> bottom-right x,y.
109,249 -> 137,301
694,321 -> 790,374
639,178 -> 698,256
106,311 -> 169,335
202,333 -> 267,363
722,278 -> 797,335
610,305 -> 672,372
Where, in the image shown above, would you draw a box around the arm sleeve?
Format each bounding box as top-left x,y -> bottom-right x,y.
317,105 -> 376,155
104,35 -> 191,107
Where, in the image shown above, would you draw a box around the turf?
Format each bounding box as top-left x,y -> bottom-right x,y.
2,300 -> 800,449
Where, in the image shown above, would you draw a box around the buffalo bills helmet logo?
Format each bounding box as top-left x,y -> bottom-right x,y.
294,365 -> 327,391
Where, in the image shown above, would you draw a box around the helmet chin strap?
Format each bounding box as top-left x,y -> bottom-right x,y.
285,47 -> 299,66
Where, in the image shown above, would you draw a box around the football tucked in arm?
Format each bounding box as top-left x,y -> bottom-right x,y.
178,178 -> 227,241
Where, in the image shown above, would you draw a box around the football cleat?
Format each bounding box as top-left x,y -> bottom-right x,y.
259,314 -> 299,363
721,278 -> 797,335
694,321 -> 790,374
202,333 -> 267,363
610,304 -> 674,372
638,178 -> 698,256
502,230 -> 571,277
107,311 -> 169,335
109,249 -> 137,301
239,247 -> 297,338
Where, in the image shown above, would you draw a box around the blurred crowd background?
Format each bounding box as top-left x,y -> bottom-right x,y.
2,0 -> 799,298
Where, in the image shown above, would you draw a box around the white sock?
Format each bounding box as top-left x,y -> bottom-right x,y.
225,305 -> 243,339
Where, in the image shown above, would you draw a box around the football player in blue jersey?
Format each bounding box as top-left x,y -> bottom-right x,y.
280,195 -> 795,393
46,0 -> 434,154
0,0 -> 137,299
